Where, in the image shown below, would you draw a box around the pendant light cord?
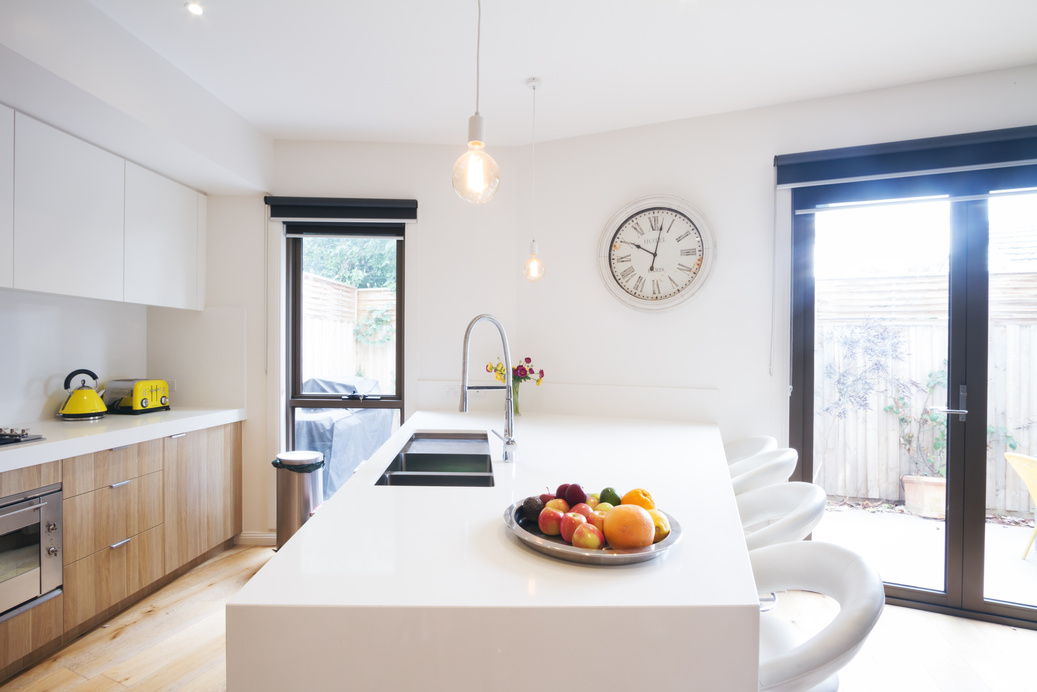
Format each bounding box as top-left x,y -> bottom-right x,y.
530,81 -> 537,243
475,0 -> 482,115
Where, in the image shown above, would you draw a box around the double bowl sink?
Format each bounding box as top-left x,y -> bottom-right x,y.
374,431 -> 494,487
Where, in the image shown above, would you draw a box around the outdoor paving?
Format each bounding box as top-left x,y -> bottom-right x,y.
812,503 -> 1037,607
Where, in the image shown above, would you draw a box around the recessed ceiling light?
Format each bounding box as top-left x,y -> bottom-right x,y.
185,2 -> 203,16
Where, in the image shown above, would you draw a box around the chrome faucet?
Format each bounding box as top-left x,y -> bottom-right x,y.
460,314 -> 516,462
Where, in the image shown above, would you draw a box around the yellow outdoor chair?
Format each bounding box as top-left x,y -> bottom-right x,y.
1005,453 -> 1037,559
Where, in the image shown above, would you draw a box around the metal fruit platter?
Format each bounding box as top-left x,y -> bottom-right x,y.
503,501 -> 682,566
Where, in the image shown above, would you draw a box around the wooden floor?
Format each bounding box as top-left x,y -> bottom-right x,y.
0,546 -> 274,692
3,545 -> 1036,691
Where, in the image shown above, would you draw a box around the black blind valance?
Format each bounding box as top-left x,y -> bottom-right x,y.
265,196 -> 418,222
774,125 -> 1037,187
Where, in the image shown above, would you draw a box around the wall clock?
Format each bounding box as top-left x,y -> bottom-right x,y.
597,195 -> 716,311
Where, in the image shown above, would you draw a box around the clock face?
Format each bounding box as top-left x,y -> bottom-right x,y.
597,196 -> 715,311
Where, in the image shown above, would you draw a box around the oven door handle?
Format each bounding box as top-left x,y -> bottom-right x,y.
0,502 -> 45,521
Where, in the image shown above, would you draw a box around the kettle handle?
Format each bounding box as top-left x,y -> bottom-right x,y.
64,369 -> 100,392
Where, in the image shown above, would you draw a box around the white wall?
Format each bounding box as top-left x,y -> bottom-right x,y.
0,290 -> 147,423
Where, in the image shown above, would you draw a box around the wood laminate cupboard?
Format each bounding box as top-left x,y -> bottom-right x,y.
0,104 -> 12,289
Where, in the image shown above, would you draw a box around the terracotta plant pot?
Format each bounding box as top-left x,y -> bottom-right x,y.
902,474 -> 946,519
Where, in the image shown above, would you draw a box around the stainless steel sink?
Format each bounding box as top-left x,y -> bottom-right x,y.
375,431 -> 494,487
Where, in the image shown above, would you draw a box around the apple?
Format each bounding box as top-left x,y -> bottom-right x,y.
545,498 -> 570,513
539,493 -> 555,504
559,512 -> 588,543
585,495 -> 600,510
564,483 -> 588,507
588,510 -> 608,532
571,523 -> 605,550
570,502 -> 594,521
556,483 -> 571,500
538,507 -> 564,536
595,502 -> 615,513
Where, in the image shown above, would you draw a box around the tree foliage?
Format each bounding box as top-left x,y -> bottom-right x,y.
303,237 -> 396,289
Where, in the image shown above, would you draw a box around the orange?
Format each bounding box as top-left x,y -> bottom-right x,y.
620,488 -> 656,511
603,504 -> 655,549
646,509 -> 671,543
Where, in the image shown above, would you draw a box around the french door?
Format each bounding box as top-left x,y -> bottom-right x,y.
790,164 -> 1037,626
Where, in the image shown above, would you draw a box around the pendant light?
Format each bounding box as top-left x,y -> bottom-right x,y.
523,77 -> 545,281
451,0 -> 500,204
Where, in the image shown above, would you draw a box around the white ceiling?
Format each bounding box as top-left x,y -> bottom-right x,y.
84,0 -> 1037,147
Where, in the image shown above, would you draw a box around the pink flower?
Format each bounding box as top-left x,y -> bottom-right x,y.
524,357 -> 532,364
516,365 -> 528,378
539,369 -> 544,378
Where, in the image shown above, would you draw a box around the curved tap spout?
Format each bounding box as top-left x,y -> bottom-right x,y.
460,314 -> 516,462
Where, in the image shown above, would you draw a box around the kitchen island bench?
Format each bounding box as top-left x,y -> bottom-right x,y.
227,411 -> 759,691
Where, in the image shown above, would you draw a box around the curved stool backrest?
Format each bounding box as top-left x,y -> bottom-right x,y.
1004,453 -> 1037,558
751,541 -> 884,692
724,435 -> 778,466
730,448 -> 798,495
737,482 -> 827,551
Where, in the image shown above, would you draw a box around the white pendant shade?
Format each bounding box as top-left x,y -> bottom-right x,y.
452,115 -> 500,204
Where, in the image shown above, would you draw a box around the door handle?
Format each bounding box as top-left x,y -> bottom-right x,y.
932,385 -> 968,421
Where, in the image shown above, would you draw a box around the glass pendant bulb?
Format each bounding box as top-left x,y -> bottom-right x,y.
452,114 -> 500,204
523,240 -> 546,282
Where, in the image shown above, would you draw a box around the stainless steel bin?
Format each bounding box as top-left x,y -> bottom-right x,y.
273,451 -> 324,550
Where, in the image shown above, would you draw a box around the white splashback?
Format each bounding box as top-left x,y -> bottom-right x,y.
0,289 -> 147,424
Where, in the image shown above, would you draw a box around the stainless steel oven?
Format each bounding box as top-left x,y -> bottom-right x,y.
0,483 -> 62,620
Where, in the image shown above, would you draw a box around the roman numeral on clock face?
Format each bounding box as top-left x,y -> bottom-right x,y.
633,275 -> 645,293
651,279 -> 661,295
616,253 -> 632,263
676,231 -> 690,242
620,266 -> 636,281
680,248 -> 697,256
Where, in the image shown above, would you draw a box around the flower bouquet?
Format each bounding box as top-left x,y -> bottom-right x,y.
486,357 -> 544,415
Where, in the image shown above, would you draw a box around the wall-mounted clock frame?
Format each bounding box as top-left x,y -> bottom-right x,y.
596,195 -> 717,311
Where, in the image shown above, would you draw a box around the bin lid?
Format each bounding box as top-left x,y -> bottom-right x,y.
275,450 -> 324,465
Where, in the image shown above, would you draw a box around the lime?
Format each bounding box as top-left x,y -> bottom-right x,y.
600,487 -> 621,506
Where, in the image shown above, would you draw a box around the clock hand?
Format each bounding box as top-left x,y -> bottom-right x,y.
618,239 -> 655,256
649,219 -> 666,271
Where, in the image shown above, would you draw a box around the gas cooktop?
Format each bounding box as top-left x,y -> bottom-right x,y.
0,429 -> 44,446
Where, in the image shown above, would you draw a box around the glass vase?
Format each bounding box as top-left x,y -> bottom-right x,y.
512,380 -> 521,416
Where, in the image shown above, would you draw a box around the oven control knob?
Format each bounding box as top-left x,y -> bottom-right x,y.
47,546 -> 59,556
47,522 -> 57,532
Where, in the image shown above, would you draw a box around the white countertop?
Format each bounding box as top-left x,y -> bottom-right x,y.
0,407 -> 246,473
227,411 -> 760,691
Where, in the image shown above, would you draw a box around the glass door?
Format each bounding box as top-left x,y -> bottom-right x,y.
980,189 -> 1037,611
808,197 -> 955,596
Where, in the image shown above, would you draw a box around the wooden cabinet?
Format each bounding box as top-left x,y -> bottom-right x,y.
0,593 -> 63,672
63,525 -> 163,630
163,422 -> 242,573
124,162 -> 203,310
12,113 -> 125,302
0,104 -> 12,289
61,439 -> 165,630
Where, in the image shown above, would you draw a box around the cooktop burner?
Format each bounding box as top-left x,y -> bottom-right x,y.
0,429 -> 44,446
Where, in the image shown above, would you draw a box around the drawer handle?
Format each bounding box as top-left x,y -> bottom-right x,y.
109,480 -> 131,489
169,433 -> 186,439
109,538 -> 131,549
110,444 -> 132,451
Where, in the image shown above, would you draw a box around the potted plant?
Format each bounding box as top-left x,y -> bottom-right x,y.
885,368 -> 948,519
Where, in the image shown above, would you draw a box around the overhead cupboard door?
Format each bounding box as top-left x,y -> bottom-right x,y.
13,114 -> 125,302
0,104 -> 12,289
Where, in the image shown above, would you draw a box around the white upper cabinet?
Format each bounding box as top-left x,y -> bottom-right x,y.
0,105 -> 12,289
125,162 -> 202,310
13,114 -> 125,302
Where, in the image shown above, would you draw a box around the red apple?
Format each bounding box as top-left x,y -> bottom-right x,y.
588,510 -> 608,532
559,512 -> 588,543
571,523 -> 605,550
570,503 -> 594,521
545,498 -> 570,513
556,483 -> 571,500
564,483 -> 587,507
538,507 -> 564,536
538,493 -> 555,504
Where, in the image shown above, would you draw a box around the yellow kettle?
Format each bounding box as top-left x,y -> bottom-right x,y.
58,369 -> 107,420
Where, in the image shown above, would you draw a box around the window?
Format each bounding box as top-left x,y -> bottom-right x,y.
268,197 -> 416,500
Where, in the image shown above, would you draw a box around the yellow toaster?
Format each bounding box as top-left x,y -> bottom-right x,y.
103,379 -> 171,414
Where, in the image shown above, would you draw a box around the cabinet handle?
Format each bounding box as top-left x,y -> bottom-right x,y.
109,480 -> 131,489
109,538 -> 131,549
169,433 -> 186,439
0,502 -> 45,520
110,444 -> 132,451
